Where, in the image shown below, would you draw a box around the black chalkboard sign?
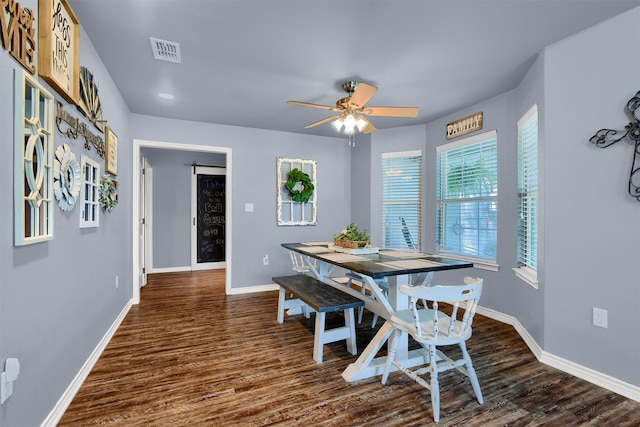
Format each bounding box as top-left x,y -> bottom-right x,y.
196,173 -> 225,263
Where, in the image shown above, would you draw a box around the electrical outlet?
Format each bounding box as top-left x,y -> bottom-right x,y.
592,307 -> 608,328
263,254 -> 269,266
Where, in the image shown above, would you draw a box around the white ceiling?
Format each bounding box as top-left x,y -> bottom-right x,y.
68,0 -> 640,139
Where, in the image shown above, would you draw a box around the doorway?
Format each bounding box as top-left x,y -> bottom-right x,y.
132,140 -> 233,304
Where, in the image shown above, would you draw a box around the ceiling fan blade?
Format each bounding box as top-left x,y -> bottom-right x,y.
362,106 -> 419,117
359,116 -> 377,134
287,100 -> 336,111
348,82 -> 378,108
304,115 -> 339,129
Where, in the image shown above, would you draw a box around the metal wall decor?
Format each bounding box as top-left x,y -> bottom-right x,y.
590,91 -> 640,201
56,102 -> 105,157
78,66 -> 105,132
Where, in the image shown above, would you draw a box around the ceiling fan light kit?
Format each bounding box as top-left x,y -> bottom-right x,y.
287,81 -> 419,137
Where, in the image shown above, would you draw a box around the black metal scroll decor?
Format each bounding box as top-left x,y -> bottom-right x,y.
590,91 -> 640,201
55,102 -> 105,158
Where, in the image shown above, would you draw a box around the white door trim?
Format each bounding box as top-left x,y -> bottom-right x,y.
132,139 -> 232,304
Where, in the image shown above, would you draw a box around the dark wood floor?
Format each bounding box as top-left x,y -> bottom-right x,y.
59,270 -> 640,426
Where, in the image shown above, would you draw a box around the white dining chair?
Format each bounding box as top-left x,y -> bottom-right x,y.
290,250 -> 314,274
288,250 -> 314,318
381,277 -> 484,423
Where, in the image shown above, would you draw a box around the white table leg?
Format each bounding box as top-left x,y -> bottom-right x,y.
340,274 -> 430,382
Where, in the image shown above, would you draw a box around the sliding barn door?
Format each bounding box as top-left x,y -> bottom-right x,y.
191,166 -> 226,270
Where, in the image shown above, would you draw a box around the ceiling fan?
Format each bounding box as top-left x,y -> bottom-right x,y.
287,81 -> 419,135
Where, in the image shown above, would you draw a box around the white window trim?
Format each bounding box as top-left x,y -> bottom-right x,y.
517,103 -> 538,128
515,103 -> 538,289
436,129 -> 498,264
514,265 -> 538,289
79,155 -> 100,228
436,253 -> 500,272
436,130 -> 498,152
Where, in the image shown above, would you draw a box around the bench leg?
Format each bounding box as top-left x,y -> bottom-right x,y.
313,308 -> 358,364
313,312 -> 327,363
278,286 -> 314,323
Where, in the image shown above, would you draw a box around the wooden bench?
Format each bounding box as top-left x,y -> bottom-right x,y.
273,275 -> 365,363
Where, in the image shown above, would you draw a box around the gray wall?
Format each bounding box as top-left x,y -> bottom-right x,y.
1,4 -> 639,426
142,148 -> 226,269
131,115 -> 353,288
543,9 -> 640,384
356,7 -> 640,390
0,4 -> 133,425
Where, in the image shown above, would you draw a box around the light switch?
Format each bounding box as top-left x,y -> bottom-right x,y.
245,203 -> 254,212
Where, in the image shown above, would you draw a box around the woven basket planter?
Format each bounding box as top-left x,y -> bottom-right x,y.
334,239 -> 368,249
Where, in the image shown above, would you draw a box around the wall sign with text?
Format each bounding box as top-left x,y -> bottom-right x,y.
0,0 -> 36,72
38,0 -> 80,104
446,112 -> 483,140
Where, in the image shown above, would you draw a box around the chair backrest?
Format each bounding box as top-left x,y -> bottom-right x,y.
399,277 -> 483,341
290,251 -> 313,274
400,216 -> 416,249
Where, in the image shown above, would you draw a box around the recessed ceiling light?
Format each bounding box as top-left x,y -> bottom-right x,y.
158,92 -> 175,100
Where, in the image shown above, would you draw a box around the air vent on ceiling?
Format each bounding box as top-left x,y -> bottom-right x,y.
149,37 -> 181,63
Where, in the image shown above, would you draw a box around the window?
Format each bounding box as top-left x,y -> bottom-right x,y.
382,151 -> 422,250
14,69 -> 55,245
436,131 -> 498,266
515,105 -> 538,288
80,156 -> 100,228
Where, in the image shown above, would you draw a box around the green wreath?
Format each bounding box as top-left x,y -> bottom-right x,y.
99,175 -> 118,213
285,168 -> 314,203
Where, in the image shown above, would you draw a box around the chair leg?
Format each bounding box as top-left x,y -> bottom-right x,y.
429,344 -> 440,423
358,281 -> 367,324
381,328 -> 401,385
459,341 -> 483,404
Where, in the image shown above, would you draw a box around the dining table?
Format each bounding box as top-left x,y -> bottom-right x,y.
281,242 -> 474,382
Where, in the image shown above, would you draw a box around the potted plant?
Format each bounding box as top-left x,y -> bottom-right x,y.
333,223 -> 371,248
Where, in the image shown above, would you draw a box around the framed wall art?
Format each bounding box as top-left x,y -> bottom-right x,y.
277,157 -> 317,226
14,69 -> 55,245
38,0 -> 80,104
105,126 -> 118,175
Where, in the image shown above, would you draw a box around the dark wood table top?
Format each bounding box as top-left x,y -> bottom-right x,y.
282,242 -> 473,280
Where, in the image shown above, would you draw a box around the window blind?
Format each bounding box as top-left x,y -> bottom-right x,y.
382,151 -> 422,250
517,105 -> 538,271
436,131 -> 497,260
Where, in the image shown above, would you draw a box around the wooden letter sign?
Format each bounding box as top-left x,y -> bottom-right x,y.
38,0 -> 80,104
0,0 -> 36,73
446,112 -> 483,140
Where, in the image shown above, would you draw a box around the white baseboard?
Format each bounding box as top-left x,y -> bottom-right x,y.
476,305 -> 640,403
41,300 -> 133,427
227,283 -> 279,295
150,266 -> 191,274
